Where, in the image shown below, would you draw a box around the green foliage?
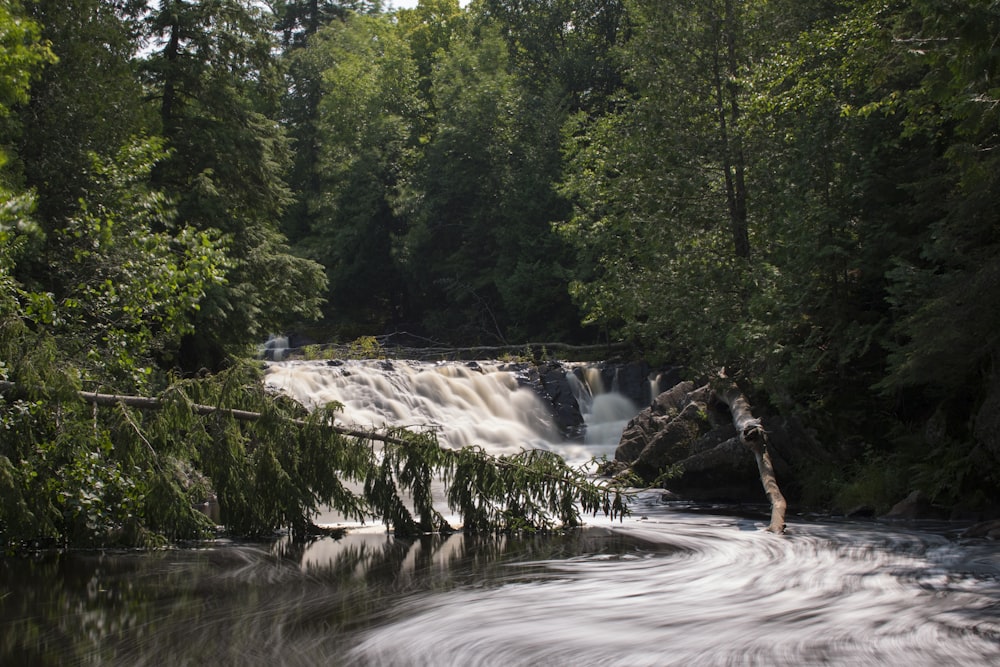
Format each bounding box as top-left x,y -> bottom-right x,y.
446,448 -> 629,534
16,0 -> 146,224
1,357 -> 633,547
49,138 -> 230,388
297,11 -> 417,336
398,19 -> 582,343
0,1 -> 56,114
143,0 -> 326,368
832,448 -> 910,515
347,335 -> 385,359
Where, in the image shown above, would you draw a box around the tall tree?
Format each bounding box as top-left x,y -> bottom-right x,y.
558,0 -> 759,364
398,20 -> 584,343
143,0 -> 326,368
274,0 -> 373,245
301,11 -> 420,335
479,0 -> 628,112
15,0 -> 146,230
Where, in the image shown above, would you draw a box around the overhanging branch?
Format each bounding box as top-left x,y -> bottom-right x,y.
0,380 -> 412,446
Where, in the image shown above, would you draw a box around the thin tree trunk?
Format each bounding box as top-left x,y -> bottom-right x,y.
718,382 -> 787,533
711,3 -> 750,260
0,381 -> 412,446
160,4 -> 180,131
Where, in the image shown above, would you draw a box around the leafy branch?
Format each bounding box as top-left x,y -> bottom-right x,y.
1,367 -> 632,547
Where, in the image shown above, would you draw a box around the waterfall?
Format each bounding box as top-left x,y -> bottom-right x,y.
264,359 -> 639,464
566,368 -> 638,449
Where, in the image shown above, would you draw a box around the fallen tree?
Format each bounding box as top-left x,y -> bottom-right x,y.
0,380 -> 413,446
610,375 -> 791,533
0,367 -> 631,549
717,381 -> 787,533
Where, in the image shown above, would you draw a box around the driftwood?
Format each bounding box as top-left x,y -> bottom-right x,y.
0,380 -> 412,447
718,381 -> 787,533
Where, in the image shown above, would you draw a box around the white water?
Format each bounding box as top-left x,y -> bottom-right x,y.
345,504 -> 1000,666
256,360 -> 1000,666
264,359 -> 637,464
5,360 -> 998,666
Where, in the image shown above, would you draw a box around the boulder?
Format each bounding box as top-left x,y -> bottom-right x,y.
614,381 -> 808,503
506,361 -> 586,440
881,490 -> 948,520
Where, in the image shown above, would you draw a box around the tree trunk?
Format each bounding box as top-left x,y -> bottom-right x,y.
0,381 -> 412,447
711,1 -> 750,260
718,382 -> 787,533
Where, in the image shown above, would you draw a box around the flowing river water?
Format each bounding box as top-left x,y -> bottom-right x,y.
3,360 -> 999,665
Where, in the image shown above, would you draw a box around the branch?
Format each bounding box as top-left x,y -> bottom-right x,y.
0,380 -> 413,447
718,380 -> 787,533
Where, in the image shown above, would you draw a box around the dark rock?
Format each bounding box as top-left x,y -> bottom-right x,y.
661,437 -> 763,501
615,380 -> 804,503
961,519 -> 1000,539
845,505 -> 877,518
615,382 -> 708,470
506,361 -> 585,440
537,361 -> 586,440
882,490 -> 946,520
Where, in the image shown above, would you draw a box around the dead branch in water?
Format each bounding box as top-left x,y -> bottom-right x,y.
717,379 -> 787,533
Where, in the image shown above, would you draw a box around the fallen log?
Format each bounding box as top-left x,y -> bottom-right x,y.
0,380 -> 411,446
718,381 -> 787,533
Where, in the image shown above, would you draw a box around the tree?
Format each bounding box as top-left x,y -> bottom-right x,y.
0,0 -> 56,119
558,0 -> 758,367
299,11 -> 419,335
15,0 -> 147,230
143,0 -> 326,369
396,13 -> 586,343
274,0 -> 367,246
479,0 -> 628,112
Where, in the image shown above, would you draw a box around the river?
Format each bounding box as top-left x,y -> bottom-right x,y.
2,360 -> 999,665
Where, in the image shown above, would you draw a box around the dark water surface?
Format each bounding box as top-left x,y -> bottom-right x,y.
3,496 -> 999,666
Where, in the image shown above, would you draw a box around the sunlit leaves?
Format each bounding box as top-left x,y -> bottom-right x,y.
48,138 -> 229,389
0,1 -> 55,114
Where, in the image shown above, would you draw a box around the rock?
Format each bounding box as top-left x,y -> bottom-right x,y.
614,381 -> 697,462
506,361 -> 586,440
616,381 -> 759,501
882,490 -> 942,520
614,380 -> 809,503
961,519 -> 1000,539
845,505 -> 877,518
537,361 -> 586,440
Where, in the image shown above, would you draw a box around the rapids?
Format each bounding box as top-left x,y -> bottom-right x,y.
2,359 -> 998,665
263,358 -> 639,465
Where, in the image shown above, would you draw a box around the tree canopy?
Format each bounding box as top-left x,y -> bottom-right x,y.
2,0 -> 999,547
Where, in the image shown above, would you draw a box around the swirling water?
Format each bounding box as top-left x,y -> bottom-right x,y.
3,504 -> 999,665
3,360 -> 999,665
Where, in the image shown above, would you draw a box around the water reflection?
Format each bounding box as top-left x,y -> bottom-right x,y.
3,502 -> 1000,666
0,525 -> 672,666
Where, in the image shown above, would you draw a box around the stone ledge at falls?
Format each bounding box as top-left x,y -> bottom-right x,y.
503,360 -> 681,441
608,380 -> 827,503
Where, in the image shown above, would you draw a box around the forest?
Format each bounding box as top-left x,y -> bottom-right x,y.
1,0 -> 998,548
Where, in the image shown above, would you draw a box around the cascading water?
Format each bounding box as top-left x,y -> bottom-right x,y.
263,359 -> 637,465
3,359 -> 999,666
